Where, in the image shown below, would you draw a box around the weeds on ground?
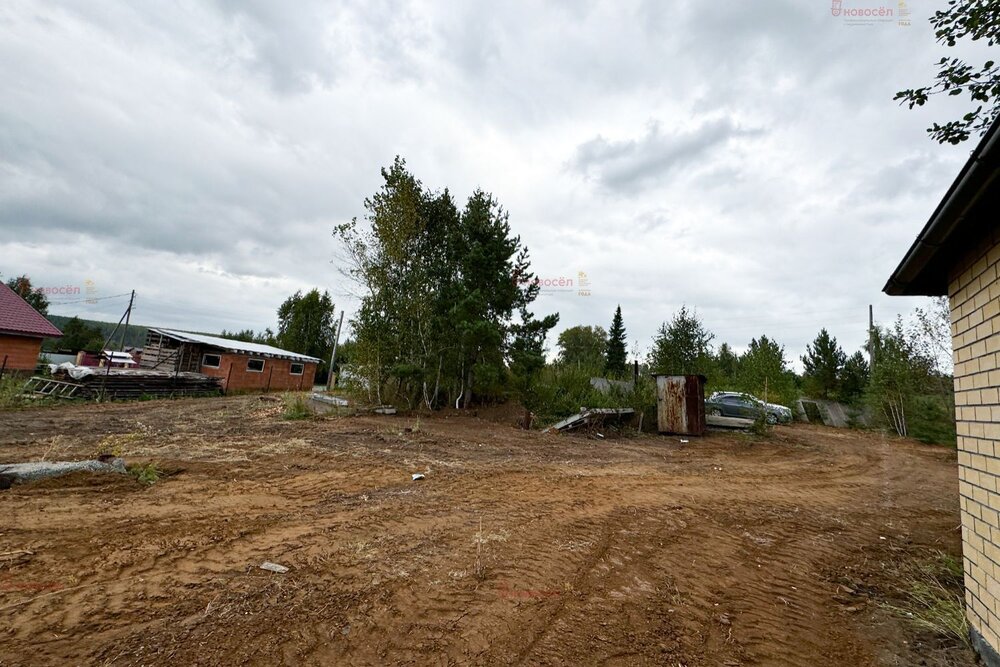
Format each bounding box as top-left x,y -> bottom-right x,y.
281,392 -> 312,420
472,518 -> 508,584
883,550 -> 969,647
127,462 -> 162,485
96,431 -> 144,458
0,376 -> 30,410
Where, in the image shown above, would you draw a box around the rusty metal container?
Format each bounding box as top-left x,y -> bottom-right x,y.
654,374 -> 706,436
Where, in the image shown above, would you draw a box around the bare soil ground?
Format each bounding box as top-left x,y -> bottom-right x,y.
0,396 -> 975,666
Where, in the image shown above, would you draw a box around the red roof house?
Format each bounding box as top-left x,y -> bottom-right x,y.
0,282 -> 62,373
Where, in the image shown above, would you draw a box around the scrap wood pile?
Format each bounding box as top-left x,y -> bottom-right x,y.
543,407 -> 636,433
23,365 -> 222,400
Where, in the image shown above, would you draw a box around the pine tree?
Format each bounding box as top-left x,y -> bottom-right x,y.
801,328 -> 846,399
715,342 -> 739,386
604,305 -> 627,377
647,306 -> 714,376
736,335 -> 795,406
840,351 -> 870,402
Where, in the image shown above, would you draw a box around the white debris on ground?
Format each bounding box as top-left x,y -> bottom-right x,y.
260,561 -> 289,574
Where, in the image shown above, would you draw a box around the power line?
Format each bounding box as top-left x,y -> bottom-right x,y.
47,292 -> 133,305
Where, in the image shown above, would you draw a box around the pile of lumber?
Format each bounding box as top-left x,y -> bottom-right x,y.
25,367 -> 222,400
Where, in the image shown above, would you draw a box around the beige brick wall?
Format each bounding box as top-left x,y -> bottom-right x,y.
951,227 -> 1000,653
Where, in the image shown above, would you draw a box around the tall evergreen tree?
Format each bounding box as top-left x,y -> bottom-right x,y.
840,351 -> 870,402
801,328 -> 846,399
715,342 -> 739,386
604,306 -> 627,376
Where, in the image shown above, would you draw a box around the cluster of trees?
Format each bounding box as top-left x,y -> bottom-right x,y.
554,301 -> 954,443
556,305 -> 628,376
557,305 -> 802,407
335,158 -> 557,409
800,329 -> 870,402
643,307 -> 801,406
57,317 -> 106,353
866,298 -> 954,440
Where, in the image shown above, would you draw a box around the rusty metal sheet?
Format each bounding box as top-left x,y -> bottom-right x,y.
655,375 -> 706,436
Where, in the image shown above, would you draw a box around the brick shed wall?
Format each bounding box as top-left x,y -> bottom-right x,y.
197,352 -> 316,394
0,334 -> 43,372
950,227 -> 1000,659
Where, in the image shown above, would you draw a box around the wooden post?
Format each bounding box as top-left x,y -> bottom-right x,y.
265,365 -> 273,393
326,310 -> 345,391
224,362 -> 234,395
120,290 -> 135,352
868,304 -> 875,371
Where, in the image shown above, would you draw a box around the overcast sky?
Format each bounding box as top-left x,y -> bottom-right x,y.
0,0 -> 988,368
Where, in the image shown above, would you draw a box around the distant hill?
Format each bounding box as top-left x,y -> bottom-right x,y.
44,315 -> 149,351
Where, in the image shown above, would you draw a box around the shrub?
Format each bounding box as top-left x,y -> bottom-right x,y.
0,375 -> 29,410
909,394 -> 957,446
128,462 -> 161,485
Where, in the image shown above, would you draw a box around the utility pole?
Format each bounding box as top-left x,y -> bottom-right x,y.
326,310 -> 345,391
120,290 -> 135,352
868,304 -> 875,371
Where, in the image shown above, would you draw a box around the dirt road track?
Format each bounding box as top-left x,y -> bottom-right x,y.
0,397 -> 974,665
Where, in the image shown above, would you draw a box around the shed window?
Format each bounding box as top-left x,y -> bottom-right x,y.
202,353 -> 221,369
247,358 -> 265,373
290,363 -> 304,376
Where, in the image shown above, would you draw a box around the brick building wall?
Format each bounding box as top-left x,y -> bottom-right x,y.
197,352 -> 316,393
0,334 -> 43,372
950,226 -> 1000,658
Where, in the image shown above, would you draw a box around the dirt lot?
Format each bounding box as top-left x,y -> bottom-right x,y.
0,396 -> 975,666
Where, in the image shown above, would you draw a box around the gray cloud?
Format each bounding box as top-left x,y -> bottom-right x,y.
571,119 -> 761,194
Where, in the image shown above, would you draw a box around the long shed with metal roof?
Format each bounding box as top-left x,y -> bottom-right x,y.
140,327 -> 320,393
